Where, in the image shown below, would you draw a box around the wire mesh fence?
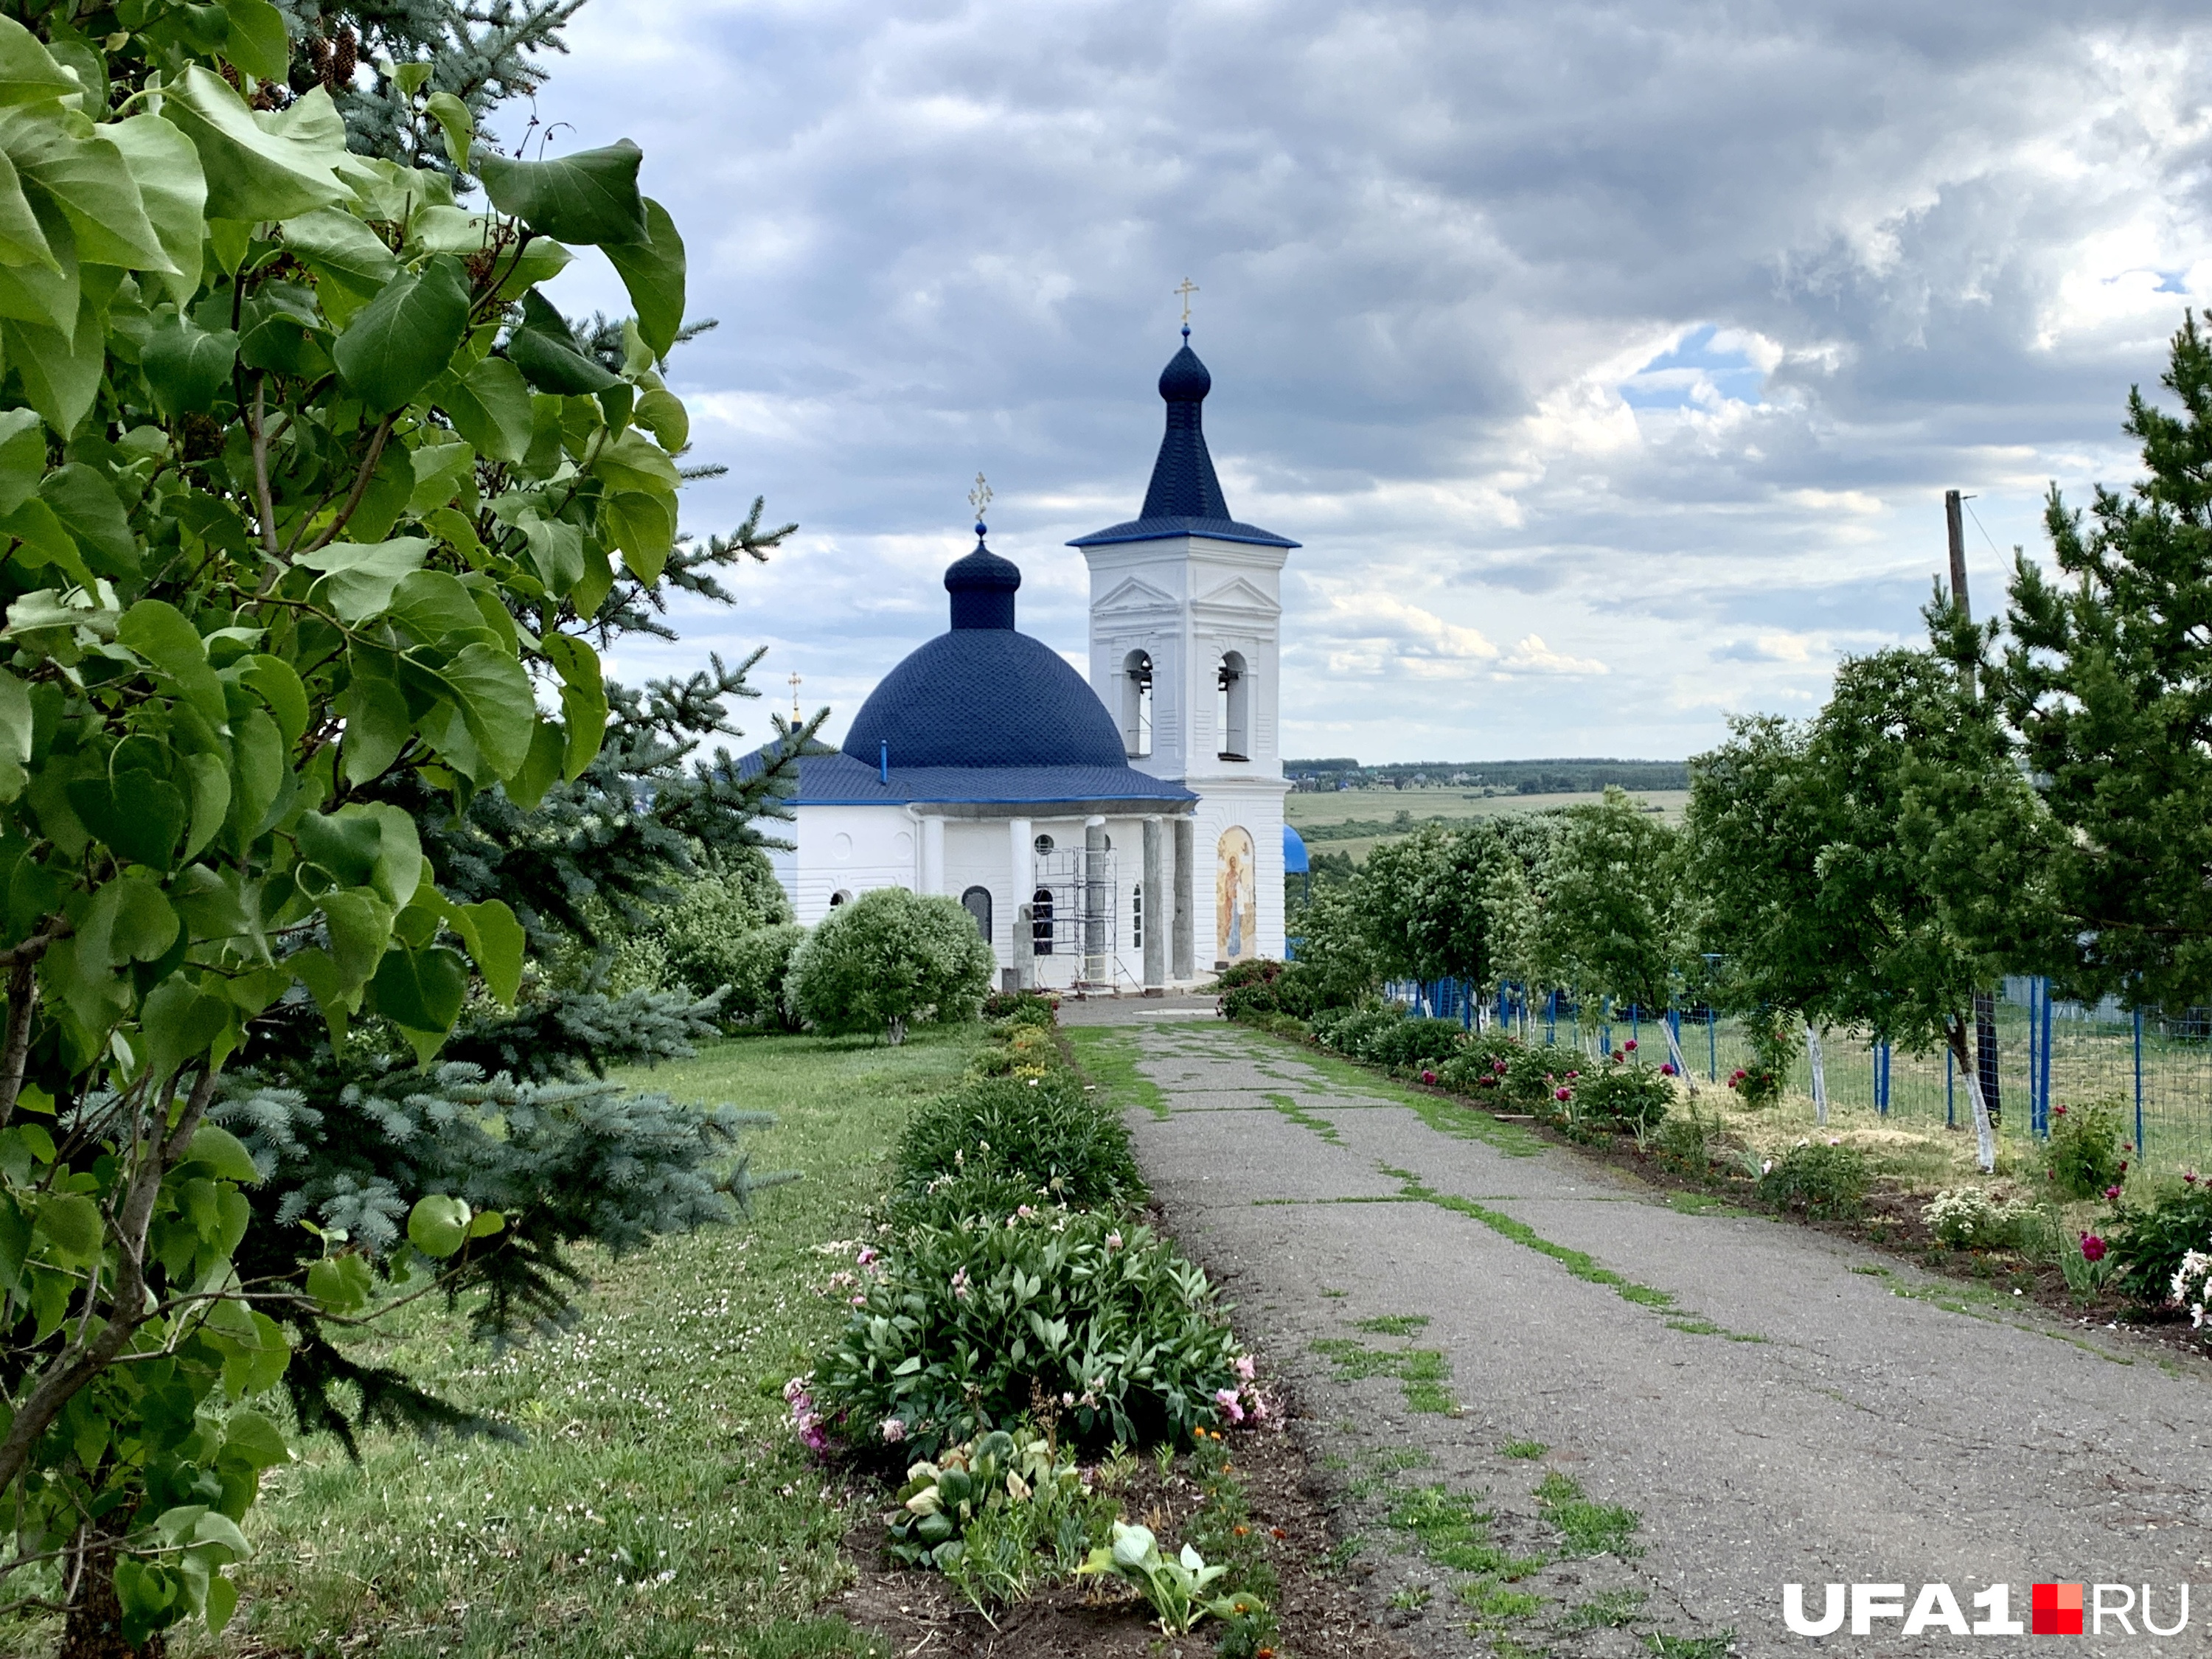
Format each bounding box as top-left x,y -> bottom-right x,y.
1382,976 -> 2212,1178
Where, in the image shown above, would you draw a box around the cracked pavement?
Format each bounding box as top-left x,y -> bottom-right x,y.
1081,1012 -> 2212,1658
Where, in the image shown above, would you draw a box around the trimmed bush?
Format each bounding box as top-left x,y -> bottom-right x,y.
1758,1142 -> 1869,1220
789,887 -> 996,1041
815,1211 -> 1243,1458
894,1074 -> 1142,1212
722,922 -> 807,1028
658,863 -> 796,999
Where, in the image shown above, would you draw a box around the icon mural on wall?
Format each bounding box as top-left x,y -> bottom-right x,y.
1217,826 -> 1256,963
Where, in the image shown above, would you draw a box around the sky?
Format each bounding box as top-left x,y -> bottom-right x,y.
520,0 -> 2212,764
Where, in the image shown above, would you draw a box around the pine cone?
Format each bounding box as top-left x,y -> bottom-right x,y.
333,26 -> 358,88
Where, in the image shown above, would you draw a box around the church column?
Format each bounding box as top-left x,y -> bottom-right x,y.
1082,816 -> 1108,987
1172,815 -> 1194,981
1008,817 -> 1032,990
1142,817 -> 1165,992
919,814 -> 945,895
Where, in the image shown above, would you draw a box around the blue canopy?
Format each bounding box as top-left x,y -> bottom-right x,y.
1283,822 -> 1310,874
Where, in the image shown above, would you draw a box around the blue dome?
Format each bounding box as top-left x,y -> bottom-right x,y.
842,543 -> 1127,768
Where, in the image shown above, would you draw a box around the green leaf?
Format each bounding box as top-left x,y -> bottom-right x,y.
0,665 -> 28,800
0,147 -> 56,272
507,717 -> 564,810
118,598 -> 228,726
164,66 -> 350,223
182,751 -> 229,859
319,886 -> 395,990
187,1124 -> 262,1184
603,196 -> 685,358
432,354 -> 532,463
338,654 -> 411,785
456,897 -> 524,1005
393,61 -> 433,100
406,1193 -> 470,1259
82,872 -> 180,964
296,807 -> 382,888
0,408 -> 38,518
333,254 -> 471,413
468,1207 -> 506,1238
373,942 -> 467,1035
0,109 -> 173,272
279,205 -> 397,297
204,1573 -> 239,1635
139,973 -> 232,1081
226,707 -> 284,839
406,440 -> 476,518
602,490 -> 673,582
387,568 -> 490,649
476,138 -> 649,246
2,310 -> 102,436
240,653 -> 307,748
0,18 -> 83,108
102,114 -> 207,304
592,426 -> 682,496
633,386 -> 688,453
305,1253 -> 371,1315
425,91 -> 473,173
433,641 -> 534,779
299,536 -> 431,623
69,772 -> 186,870
352,800 -> 423,909
38,463 -> 139,579
220,1409 -> 292,1470
32,1192 -> 100,1265
504,289 -> 619,394
140,306 -> 237,418
219,0 -> 291,81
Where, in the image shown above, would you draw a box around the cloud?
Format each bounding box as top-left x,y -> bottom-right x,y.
526,0 -> 2212,762
1500,635 -> 1607,676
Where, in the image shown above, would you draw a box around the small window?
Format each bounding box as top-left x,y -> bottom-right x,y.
1034,834 -> 1054,856
1132,880 -> 1143,949
1217,651 -> 1250,760
1032,888 -> 1055,956
960,885 -> 992,943
829,889 -> 852,908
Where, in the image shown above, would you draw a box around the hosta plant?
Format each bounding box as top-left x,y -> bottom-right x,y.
1076,1520 -> 1252,1636
0,7 -> 699,1646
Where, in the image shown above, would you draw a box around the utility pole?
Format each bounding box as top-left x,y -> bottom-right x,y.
1946,487 -> 2001,1130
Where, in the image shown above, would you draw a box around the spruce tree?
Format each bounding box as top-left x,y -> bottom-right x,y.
2000,312 -> 2212,1010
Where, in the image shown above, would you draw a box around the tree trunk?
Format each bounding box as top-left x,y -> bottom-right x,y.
1947,1015 -> 1997,1172
58,1537 -> 166,1659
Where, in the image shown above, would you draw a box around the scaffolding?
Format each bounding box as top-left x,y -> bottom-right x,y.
1032,846 -> 1124,994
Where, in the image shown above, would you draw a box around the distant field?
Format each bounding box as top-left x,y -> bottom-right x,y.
1285,787 -> 1688,863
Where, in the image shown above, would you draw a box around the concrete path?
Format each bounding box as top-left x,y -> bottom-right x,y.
1095,1017 -> 2212,1658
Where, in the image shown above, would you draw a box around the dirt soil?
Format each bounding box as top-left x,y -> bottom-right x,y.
832,1377 -> 1425,1659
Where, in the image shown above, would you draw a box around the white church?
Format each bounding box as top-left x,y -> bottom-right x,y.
771,332 -> 1296,993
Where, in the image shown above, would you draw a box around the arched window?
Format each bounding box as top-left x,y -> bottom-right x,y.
1121,650 -> 1153,757
1032,888 -> 1055,956
829,889 -> 852,908
960,885 -> 992,942
1132,880 -> 1143,949
1217,651 -> 1250,761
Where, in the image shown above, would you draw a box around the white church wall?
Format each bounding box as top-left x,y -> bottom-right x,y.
790,804 -> 917,925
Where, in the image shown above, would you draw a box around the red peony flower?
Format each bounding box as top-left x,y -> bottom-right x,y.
2079,1234 -> 2107,1263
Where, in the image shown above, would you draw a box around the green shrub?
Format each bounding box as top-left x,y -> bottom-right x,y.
1369,1017 -> 1472,1070
894,1074 -> 1142,1211
1727,1015 -> 1799,1107
720,922 -> 808,1027
1437,1034 -> 1569,1114
2043,1099 -> 2126,1200
1211,959 -> 1322,1022
2101,1178 -> 2212,1308
1757,1142 -> 1869,1220
815,1212 -> 1243,1458
1921,1186 -> 2025,1249
981,990 -> 1059,1025
658,863 -> 796,999
789,888 -> 996,1040
1567,1054 -> 1674,1135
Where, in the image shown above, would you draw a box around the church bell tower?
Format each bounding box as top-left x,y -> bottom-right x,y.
1070,325 -> 1297,970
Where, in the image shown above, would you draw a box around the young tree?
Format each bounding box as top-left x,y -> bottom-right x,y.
2000,311 -> 2212,1011
1686,653 -> 2058,1169
1532,788 -> 1683,1018
1353,821 -> 1497,987
0,13 -> 766,1647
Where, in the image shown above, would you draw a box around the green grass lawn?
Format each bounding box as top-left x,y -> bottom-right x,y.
170,1026 -> 981,1659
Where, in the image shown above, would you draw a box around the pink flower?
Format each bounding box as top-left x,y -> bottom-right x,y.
1017,1204 -> 1036,1219
1234,1354 -> 1256,1381
950,1267 -> 971,1301
2104,1186 -> 2124,1202
880,1417 -> 907,1444
1214,1388 -> 1245,1424
1660,1062 -> 1675,1076
1420,1070 -> 1437,1085
2053,1105 -> 2067,1116
2080,1233 -> 2107,1263
856,1245 -> 880,1268
1624,1039 -> 1638,1051
1105,1231 -> 1124,1251
1554,1086 -> 1571,1102
849,1293 -> 866,1306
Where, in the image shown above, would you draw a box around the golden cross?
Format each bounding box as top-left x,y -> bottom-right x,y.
968,472 -> 992,523
787,670 -> 801,720
1174,276 -> 1199,327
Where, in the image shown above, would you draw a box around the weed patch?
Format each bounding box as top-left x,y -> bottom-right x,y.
1355,1313 -> 1433,1335
1265,1091 -> 1340,1143
1500,1440 -> 1549,1460
1063,1026 -> 1169,1120
1536,1472 -> 1642,1558
1565,1587 -> 1649,1628
1312,1337 -> 1458,1413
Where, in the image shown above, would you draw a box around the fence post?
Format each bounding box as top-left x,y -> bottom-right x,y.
2037,976 -> 2053,1135
1462,980 -> 1473,1033
1944,1044 -> 1954,1129
2028,978 -> 2044,1136
1875,1040 -> 1891,1116
1547,989 -> 1557,1045
1600,996 -> 1612,1059
2132,1006 -> 2144,1156
1707,1009 -> 1717,1082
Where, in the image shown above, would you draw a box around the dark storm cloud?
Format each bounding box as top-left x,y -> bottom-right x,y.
530,0 -> 2212,760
